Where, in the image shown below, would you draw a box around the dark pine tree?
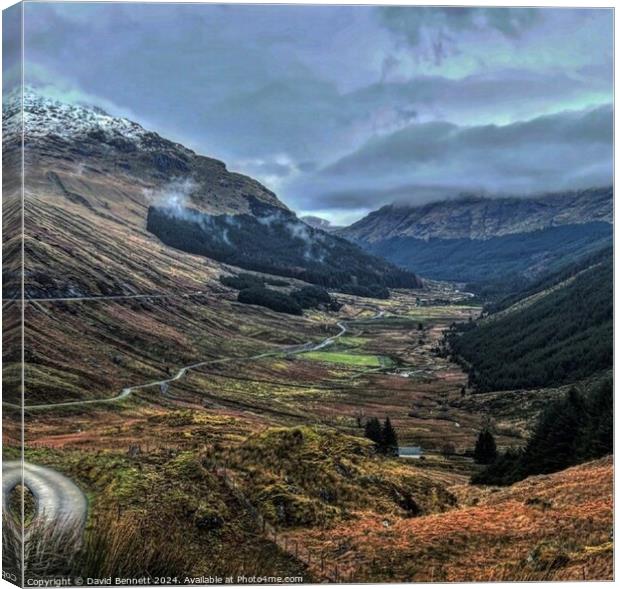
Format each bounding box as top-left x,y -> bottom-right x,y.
473,429 -> 497,464
381,417 -> 399,456
520,387 -> 585,474
364,417 -> 383,447
578,379 -> 613,461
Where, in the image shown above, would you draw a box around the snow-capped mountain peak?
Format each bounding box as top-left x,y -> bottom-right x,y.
3,87 -> 192,155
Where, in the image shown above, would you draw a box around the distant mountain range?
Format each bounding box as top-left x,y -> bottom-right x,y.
5,88 -> 611,298
300,215 -> 343,233
338,189 -> 612,289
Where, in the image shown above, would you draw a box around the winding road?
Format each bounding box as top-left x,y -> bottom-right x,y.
5,319 -> 356,412
2,461 -> 87,530
2,309 -> 383,534
2,291 -> 208,304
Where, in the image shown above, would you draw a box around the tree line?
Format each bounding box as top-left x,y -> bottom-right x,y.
224,277 -> 343,316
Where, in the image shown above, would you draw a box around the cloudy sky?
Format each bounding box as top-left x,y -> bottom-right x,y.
10,3 -> 614,224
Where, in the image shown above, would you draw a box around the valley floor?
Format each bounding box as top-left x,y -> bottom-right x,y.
3,283 -> 613,582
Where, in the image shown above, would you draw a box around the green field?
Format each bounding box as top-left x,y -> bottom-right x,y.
303,351 -> 392,367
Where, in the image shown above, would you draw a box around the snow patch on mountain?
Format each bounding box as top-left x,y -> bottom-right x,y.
3,87 -> 192,155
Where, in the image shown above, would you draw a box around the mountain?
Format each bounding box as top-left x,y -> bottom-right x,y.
3,89 -> 421,298
338,190 -> 612,289
446,247 -> 612,392
300,215 -> 343,233
341,192 -> 612,242
5,89 -> 287,216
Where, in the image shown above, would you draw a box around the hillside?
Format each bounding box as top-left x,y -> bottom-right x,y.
284,456 -> 612,581
342,191 -> 612,242
446,249 -> 612,392
147,205 -> 420,291
219,426 -> 456,527
3,89 -> 421,299
474,378 -> 612,485
339,190 -> 612,287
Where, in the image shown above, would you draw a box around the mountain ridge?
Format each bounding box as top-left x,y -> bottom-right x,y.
340,188 -> 612,243
337,188 -> 612,288
4,88 -> 287,217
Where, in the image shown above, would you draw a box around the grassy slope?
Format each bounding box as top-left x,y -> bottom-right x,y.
283,456 -> 613,582
18,444 -> 309,580
17,424 -> 458,580
13,295 -> 327,405
221,426 -> 456,529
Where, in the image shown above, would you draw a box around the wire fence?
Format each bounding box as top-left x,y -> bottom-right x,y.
208,458 -> 359,583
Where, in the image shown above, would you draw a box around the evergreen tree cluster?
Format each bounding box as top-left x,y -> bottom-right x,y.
484,246 -> 612,314
220,272 -> 289,290
237,287 -> 303,315
364,417 -> 399,456
290,285 -> 342,311
473,429 -> 497,465
473,378 -> 612,486
448,251 -> 612,392
234,283 -> 342,315
148,205 -> 422,295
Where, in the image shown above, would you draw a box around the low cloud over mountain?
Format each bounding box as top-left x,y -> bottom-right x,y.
289,104 -> 612,213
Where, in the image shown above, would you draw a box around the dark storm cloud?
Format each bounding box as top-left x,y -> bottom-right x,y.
349,67 -> 611,126
376,7 -> 543,67
290,105 -> 613,211
379,7 -> 541,46
20,4 -> 613,222
22,4 -> 374,160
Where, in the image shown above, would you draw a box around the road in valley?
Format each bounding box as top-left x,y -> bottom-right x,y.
2,291 -> 207,304
5,315 -> 369,411
3,307 -> 384,535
